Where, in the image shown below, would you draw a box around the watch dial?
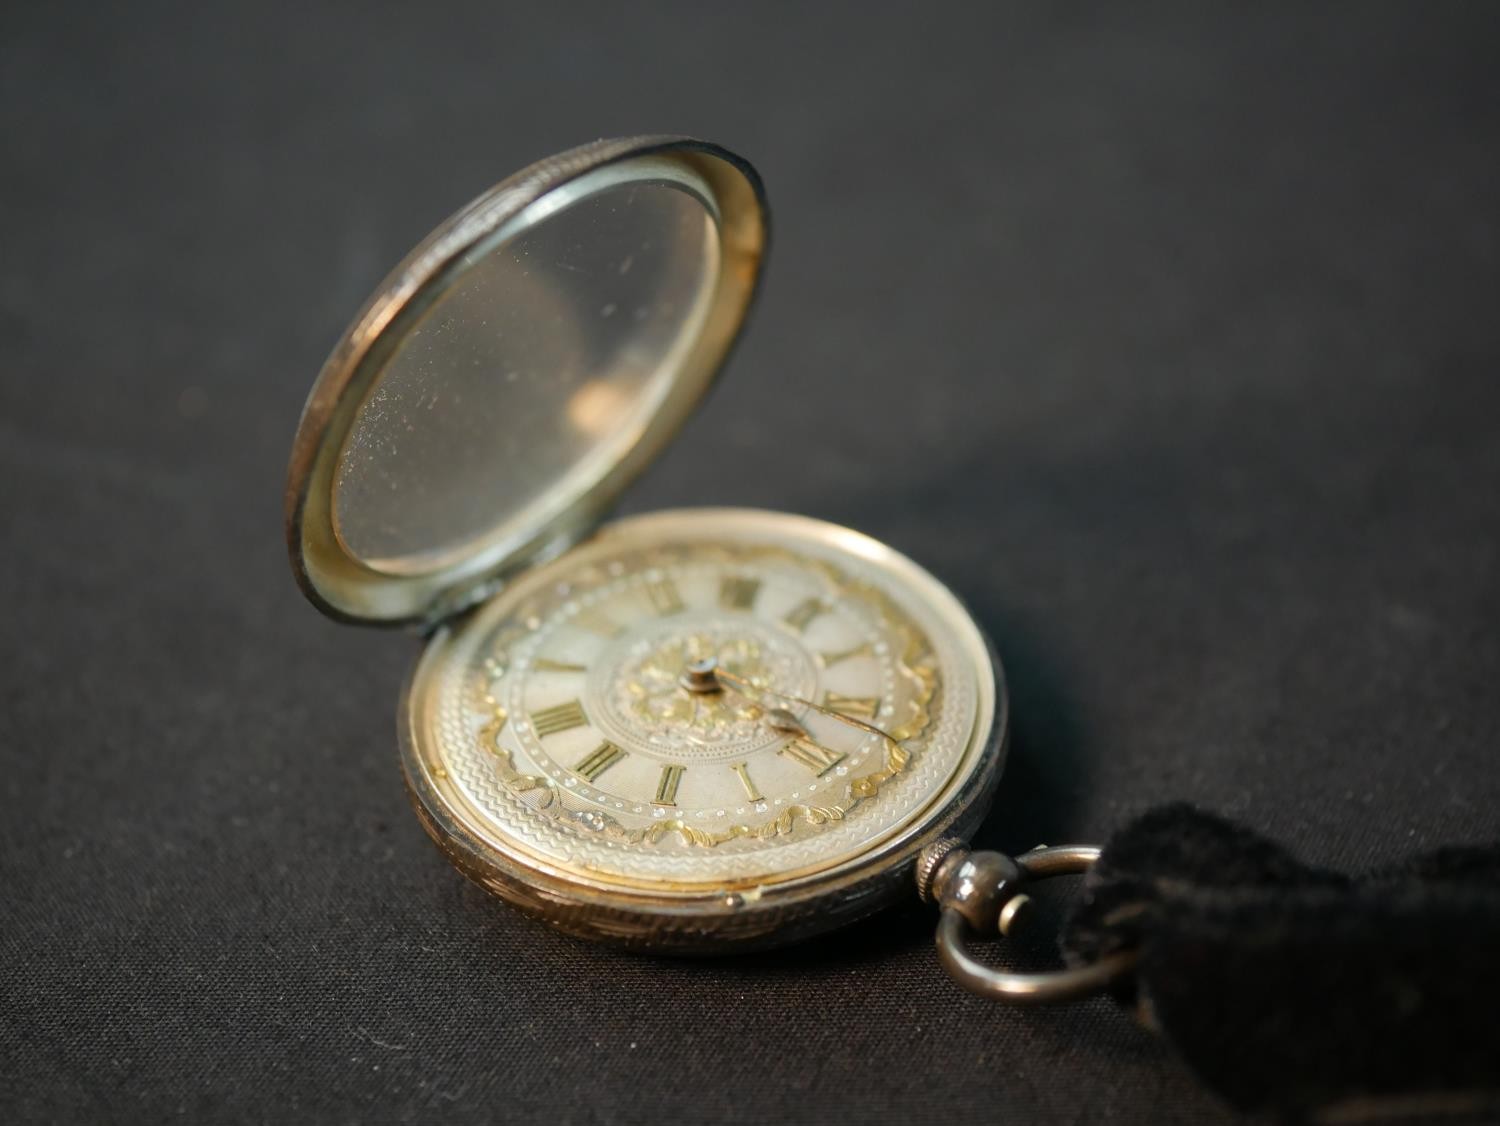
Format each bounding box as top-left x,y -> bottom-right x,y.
407,510 -> 997,892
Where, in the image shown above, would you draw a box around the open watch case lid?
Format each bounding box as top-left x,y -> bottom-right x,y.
284,136 -> 768,626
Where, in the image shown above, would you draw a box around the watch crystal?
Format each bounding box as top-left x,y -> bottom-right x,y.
410,513 -> 995,893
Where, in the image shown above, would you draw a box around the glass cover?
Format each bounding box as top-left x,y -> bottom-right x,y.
333,182 -> 718,574
286,138 -> 766,625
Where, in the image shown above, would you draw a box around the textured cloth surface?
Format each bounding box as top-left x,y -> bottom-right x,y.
4,3 -> 1500,1124
1062,805 -> 1500,1119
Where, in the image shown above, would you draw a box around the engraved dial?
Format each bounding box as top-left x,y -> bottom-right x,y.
403,509 -> 1002,925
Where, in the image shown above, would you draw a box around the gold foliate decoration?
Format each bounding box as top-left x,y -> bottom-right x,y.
468,542 -> 938,849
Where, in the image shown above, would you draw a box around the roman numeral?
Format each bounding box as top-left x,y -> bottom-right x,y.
779,738 -> 846,777
574,742 -> 628,782
821,641 -> 873,667
654,764 -> 686,806
532,657 -> 586,673
531,698 -> 588,737
644,578 -> 684,616
731,761 -> 763,802
572,609 -> 621,638
719,576 -> 761,612
782,598 -> 827,633
825,693 -> 880,719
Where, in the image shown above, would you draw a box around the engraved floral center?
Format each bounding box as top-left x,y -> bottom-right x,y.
586,612 -> 820,760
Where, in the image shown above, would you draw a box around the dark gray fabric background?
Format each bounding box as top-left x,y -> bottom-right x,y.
4,2 -> 1498,1122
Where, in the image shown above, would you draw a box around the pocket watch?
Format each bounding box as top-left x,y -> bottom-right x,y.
286,136 -> 1089,977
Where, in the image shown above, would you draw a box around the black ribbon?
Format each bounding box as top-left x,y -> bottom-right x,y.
1060,804 -> 1500,1122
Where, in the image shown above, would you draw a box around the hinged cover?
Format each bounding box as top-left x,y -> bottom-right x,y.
284,136 -> 768,625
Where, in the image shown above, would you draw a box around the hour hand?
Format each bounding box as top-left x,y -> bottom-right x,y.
713,663 -> 903,748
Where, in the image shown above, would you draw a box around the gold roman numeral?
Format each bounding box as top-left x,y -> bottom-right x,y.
820,641 -> 874,667
719,576 -> 761,612
532,657 -> 586,673
825,692 -> 880,719
644,578 -> 684,616
572,609 -> 621,638
575,741 -> 627,782
779,738 -> 846,776
531,698 -> 588,737
731,761 -> 763,802
782,598 -> 827,633
654,764 -> 686,806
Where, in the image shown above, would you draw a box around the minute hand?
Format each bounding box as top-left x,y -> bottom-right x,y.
713,667 -> 902,748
